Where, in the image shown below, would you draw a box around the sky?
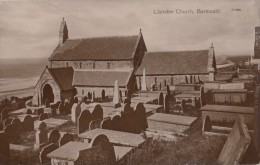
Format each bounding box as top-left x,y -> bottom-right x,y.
0,0 -> 259,59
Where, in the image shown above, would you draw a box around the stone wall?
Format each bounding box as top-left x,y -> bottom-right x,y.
51,60 -> 134,70
75,87 -> 127,98
32,68 -> 61,106
136,74 -> 209,90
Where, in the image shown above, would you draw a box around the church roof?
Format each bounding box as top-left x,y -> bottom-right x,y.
135,49 -> 212,75
49,35 -> 141,61
48,67 -> 74,90
72,69 -> 132,87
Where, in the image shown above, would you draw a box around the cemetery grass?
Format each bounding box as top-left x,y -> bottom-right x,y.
127,119 -> 227,165
9,148 -> 41,165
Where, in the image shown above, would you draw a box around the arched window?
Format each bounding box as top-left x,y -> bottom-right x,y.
93,62 -> 96,69
154,77 -> 157,85
66,62 -> 69,67
80,62 -> 82,69
107,62 -> 110,69
82,90 -> 84,95
171,77 -> 173,85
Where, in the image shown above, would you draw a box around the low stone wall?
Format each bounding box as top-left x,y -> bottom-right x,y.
217,117 -> 251,165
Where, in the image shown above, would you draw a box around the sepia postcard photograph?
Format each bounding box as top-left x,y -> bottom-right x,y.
0,0 -> 260,164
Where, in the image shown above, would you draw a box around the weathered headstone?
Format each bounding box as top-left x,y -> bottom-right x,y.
71,103 -> 81,124
77,110 -> 92,134
35,121 -> 48,147
89,119 -> 102,130
203,115 -> 212,132
48,129 -> 60,145
164,94 -> 170,113
123,103 -> 132,113
158,92 -> 164,105
111,115 -> 121,131
92,104 -> 103,120
90,134 -> 116,165
121,107 -> 135,133
101,118 -> 112,130
37,108 -> 44,115
64,102 -> 70,114
59,133 -> 73,147
91,91 -> 95,102
39,143 -> 58,165
134,102 -> 148,133
39,113 -> 48,121
26,108 -> 32,114
102,89 -> 106,101
4,121 -> 21,142
22,115 -> 34,131
0,132 -> 10,165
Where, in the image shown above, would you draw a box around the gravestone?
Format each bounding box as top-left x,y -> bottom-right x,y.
166,85 -> 171,96
39,143 -> 58,165
11,118 -> 21,124
1,109 -> 9,123
123,103 -> 132,113
77,110 -> 92,134
71,103 -> 81,124
90,134 -> 116,165
92,104 -> 103,120
3,118 -> 12,129
58,101 -> 65,114
64,102 -> 70,114
102,89 -> 106,101
26,108 -> 32,114
200,86 -> 205,107
101,118 -> 112,130
89,119 -> 102,130
22,115 -> 34,131
164,94 -> 170,114
121,107 -> 135,133
45,98 -> 50,108
59,133 -> 73,147
0,132 -> 10,165
4,121 -> 21,142
158,92 -> 164,105
37,108 -> 44,115
114,103 -> 121,108
48,129 -> 60,145
111,115 -> 121,131
39,113 -> 48,121
134,102 -> 148,133
203,115 -> 212,132
35,121 -> 48,147
74,96 -> 78,103
181,99 -> 186,113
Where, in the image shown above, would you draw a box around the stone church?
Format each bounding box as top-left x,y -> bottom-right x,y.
32,18 -> 216,106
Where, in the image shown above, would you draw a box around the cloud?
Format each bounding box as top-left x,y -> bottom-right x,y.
0,0 -> 259,59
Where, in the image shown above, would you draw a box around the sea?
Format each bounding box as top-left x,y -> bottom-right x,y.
0,58 -> 48,99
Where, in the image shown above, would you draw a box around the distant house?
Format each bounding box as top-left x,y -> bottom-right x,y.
135,47 -> 217,90
32,19 -> 147,106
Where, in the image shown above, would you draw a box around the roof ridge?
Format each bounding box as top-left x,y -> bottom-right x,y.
49,66 -> 73,70
67,35 -> 139,41
146,50 -> 209,54
74,69 -> 131,72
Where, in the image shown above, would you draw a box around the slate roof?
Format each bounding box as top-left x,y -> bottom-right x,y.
47,141 -> 90,161
72,69 -> 132,87
49,35 -> 141,61
135,50 -> 210,75
48,67 -> 74,90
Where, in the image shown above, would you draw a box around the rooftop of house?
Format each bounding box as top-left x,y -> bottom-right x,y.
72,69 -> 132,87
49,35 -> 143,61
135,49 -> 213,75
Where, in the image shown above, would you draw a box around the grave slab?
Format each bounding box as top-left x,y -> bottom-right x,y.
34,118 -> 69,129
10,144 -> 31,151
78,128 -> 145,147
17,114 -> 38,121
131,96 -> 158,104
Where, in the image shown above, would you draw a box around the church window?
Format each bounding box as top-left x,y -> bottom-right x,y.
82,90 -> 84,95
80,62 -> 82,68
154,77 -> 157,85
93,62 -> 96,69
171,77 -> 173,85
164,80 -> 167,86
107,62 -> 110,69
66,62 -> 68,67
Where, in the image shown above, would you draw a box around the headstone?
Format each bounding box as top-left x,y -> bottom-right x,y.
134,102 -> 148,133
64,102 -> 70,114
11,118 -> 21,124
74,96 -> 78,103
39,113 -> 48,121
121,107 -> 135,133
89,119 -> 102,130
22,115 -> 34,131
123,103 -> 132,113
58,101 -> 65,114
111,115 -> 121,131
203,115 -> 212,132
45,98 -> 50,108
37,108 -> 44,115
4,121 -> 21,142
59,133 -> 73,147
77,110 -> 92,134
113,80 -> 120,104
48,129 -> 60,145
92,104 -> 103,120
3,118 -> 12,129
71,103 -> 81,124
101,118 -> 112,130
158,92 -> 164,105
39,143 -> 58,165
141,68 -> 147,91
35,121 -> 48,146
114,103 -> 121,108
90,134 -> 116,165
26,108 -> 32,114
164,94 -> 170,113
0,132 -> 10,165
166,85 -> 171,95
200,86 -> 205,107
91,91 -> 95,102
102,89 -> 106,101
181,99 -> 186,113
